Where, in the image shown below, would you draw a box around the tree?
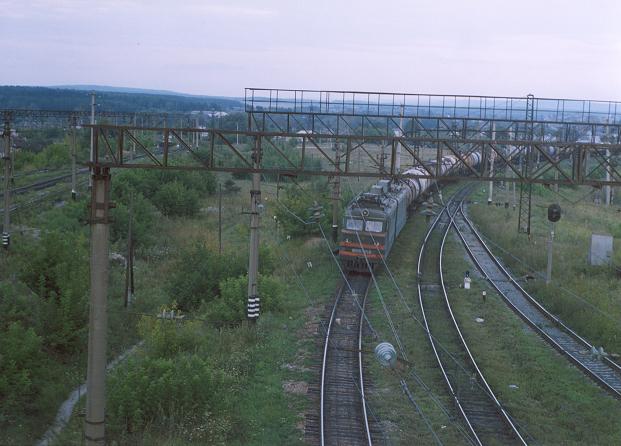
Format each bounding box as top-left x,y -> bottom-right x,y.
0,322 -> 44,420
206,274 -> 283,322
223,178 -> 240,193
167,244 -> 246,311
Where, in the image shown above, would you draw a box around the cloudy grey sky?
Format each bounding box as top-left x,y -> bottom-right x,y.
1,0 -> 620,99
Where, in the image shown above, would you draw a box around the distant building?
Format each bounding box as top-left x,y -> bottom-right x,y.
190,110 -> 228,118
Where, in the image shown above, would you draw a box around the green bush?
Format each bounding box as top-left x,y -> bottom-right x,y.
206,274 -> 283,323
153,181 -> 200,217
167,244 -> 246,311
111,193 -> 158,246
113,169 -> 216,219
18,231 -> 89,353
30,142 -> 72,169
138,315 -> 203,358
0,322 -> 44,421
107,355 -> 234,442
274,183 -> 332,236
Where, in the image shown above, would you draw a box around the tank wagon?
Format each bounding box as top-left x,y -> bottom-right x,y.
339,152 -> 481,273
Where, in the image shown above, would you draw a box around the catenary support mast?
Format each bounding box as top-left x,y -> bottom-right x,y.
84,166 -> 112,446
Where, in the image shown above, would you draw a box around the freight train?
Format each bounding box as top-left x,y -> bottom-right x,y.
339,152 -> 481,273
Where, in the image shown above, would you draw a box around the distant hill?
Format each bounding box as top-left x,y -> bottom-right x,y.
0,86 -> 243,112
51,84 -> 231,99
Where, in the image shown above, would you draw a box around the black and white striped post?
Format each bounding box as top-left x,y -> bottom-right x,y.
2,117 -> 11,249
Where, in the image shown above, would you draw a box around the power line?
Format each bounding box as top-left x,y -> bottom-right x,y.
274,180 -> 473,443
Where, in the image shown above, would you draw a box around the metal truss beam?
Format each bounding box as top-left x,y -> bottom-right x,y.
0,109 -> 200,129
88,124 -> 621,187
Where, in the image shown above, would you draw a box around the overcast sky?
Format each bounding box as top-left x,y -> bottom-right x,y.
1,0 -> 620,100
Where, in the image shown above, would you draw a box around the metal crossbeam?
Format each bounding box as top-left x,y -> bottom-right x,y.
87,124 -> 621,188
0,109 -> 200,129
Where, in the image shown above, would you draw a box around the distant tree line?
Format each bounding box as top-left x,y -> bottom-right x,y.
0,86 -> 242,112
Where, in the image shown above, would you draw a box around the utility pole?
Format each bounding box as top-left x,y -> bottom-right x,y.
488,122 -> 496,205
332,141 -> 341,242
85,166 -> 112,446
605,122 -> 611,205
218,183 -> 223,255
247,137 -> 261,321
2,117 -> 11,249
89,92 -> 96,188
124,195 -> 133,308
70,116 -> 78,200
396,103 -> 404,173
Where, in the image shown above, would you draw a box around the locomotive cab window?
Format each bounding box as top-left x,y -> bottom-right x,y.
346,218 -> 363,231
365,220 -> 383,233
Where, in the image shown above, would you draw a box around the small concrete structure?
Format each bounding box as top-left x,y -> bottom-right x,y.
589,233 -> 613,266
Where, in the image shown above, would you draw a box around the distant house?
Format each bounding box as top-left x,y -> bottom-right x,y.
295,129 -> 313,142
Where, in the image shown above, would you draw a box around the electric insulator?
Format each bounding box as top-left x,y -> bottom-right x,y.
375,342 -> 397,368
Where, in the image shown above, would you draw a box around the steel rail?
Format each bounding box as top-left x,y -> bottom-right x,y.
320,275 -> 373,446
417,189 -> 482,446
454,205 -> 621,399
418,187 -> 527,445
358,277 -> 373,446
439,196 -> 528,445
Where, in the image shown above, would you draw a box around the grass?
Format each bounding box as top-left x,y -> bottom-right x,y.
442,234 -> 621,445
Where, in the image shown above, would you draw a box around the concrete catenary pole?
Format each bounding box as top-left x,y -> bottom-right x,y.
89,92 -> 96,188
2,118 -> 11,248
84,166 -> 112,445
396,103 -> 404,173
605,123 -> 611,205
331,141 -> 340,242
218,183 -> 223,255
70,117 -> 78,200
247,136 -> 261,320
488,122 -> 496,205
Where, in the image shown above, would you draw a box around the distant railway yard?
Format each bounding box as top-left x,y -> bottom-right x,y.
3,90 -> 621,446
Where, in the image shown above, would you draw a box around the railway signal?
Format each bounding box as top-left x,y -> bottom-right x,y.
547,203 -> 562,222
546,204 -> 561,285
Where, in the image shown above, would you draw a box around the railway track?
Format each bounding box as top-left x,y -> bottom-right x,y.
454,202 -> 621,399
0,170 -> 84,200
418,187 -> 528,446
320,274 -> 373,446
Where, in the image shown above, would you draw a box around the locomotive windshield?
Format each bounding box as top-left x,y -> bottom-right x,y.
346,218 -> 363,230
365,220 -> 383,232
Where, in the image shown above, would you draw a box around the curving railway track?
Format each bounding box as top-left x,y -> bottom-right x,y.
320,274 -> 374,446
418,186 -> 528,446
454,201 -> 621,399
